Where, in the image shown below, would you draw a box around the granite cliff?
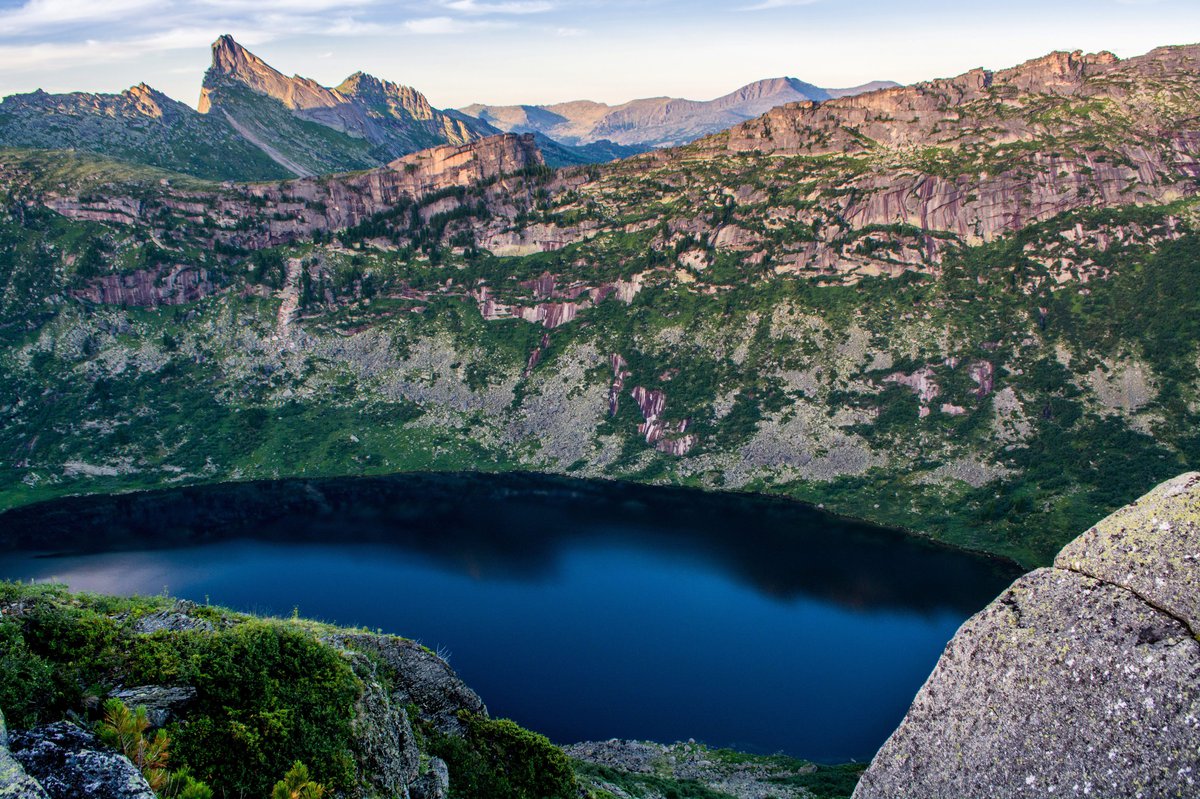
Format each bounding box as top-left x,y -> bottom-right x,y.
854,472 -> 1200,798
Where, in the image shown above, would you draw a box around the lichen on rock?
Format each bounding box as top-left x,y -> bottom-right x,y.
853,472 -> 1200,799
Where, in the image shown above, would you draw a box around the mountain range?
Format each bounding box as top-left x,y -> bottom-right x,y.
0,35 -> 888,180
459,77 -> 897,148
0,36 -> 642,179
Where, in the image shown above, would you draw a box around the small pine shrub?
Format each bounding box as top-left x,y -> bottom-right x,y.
271,761 -> 327,799
97,698 -> 170,790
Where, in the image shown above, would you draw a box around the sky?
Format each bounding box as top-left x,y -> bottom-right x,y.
0,0 -> 1196,110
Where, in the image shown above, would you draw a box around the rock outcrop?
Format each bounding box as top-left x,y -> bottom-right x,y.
328,633 -> 487,737
45,131 -> 545,252
0,710 -> 48,799
8,722 -> 155,799
853,473 -> 1200,799
70,266 -> 217,308
107,686 -> 197,728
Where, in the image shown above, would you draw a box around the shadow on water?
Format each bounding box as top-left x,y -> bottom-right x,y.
0,472 -> 1020,614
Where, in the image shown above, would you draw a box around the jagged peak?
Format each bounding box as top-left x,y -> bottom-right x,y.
987,48 -> 1120,89
200,34 -> 342,113
336,70 -> 421,99
124,82 -> 169,100
209,35 -> 266,75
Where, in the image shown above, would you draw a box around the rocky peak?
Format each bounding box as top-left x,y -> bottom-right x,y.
336,71 -> 436,121
208,34 -> 255,76
121,82 -> 170,118
721,76 -> 830,105
0,83 -> 186,123
199,34 -> 342,113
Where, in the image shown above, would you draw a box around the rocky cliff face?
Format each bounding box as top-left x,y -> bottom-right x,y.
853,473 -> 1200,799
43,131 -> 545,253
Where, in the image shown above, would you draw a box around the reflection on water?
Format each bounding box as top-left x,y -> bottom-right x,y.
0,473 -> 1020,761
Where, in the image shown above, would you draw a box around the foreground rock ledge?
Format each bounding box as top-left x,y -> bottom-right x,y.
853,473 -> 1200,799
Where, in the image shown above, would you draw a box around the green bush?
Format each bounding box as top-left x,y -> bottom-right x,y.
168,622 -> 360,796
0,620 -> 55,727
431,712 -> 577,799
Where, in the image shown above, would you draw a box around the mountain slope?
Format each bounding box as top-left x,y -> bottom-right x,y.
459,76 -> 899,148
0,44 -> 1197,567
0,83 -> 292,181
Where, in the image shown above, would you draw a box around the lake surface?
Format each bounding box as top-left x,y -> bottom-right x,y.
0,473 -> 1020,761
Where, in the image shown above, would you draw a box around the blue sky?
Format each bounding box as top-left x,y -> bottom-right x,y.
0,0 -> 1196,109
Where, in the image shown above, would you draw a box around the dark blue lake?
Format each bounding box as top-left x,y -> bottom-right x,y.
0,473 -> 1019,761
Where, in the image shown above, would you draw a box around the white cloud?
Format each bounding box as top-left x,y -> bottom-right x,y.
196,0 -> 378,9
742,0 -> 821,9
439,0 -> 553,14
0,0 -> 384,38
0,0 -> 163,34
402,15 -> 512,33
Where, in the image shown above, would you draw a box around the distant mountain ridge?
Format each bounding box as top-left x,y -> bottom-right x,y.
459,76 -> 899,148
0,36 -> 894,178
0,36 -> 642,179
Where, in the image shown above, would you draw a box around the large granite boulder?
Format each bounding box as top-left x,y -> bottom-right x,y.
1056,472 -> 1200,633
0,710 -> 48,799
854,473 -> 1200,799
8,722 -> 155,799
